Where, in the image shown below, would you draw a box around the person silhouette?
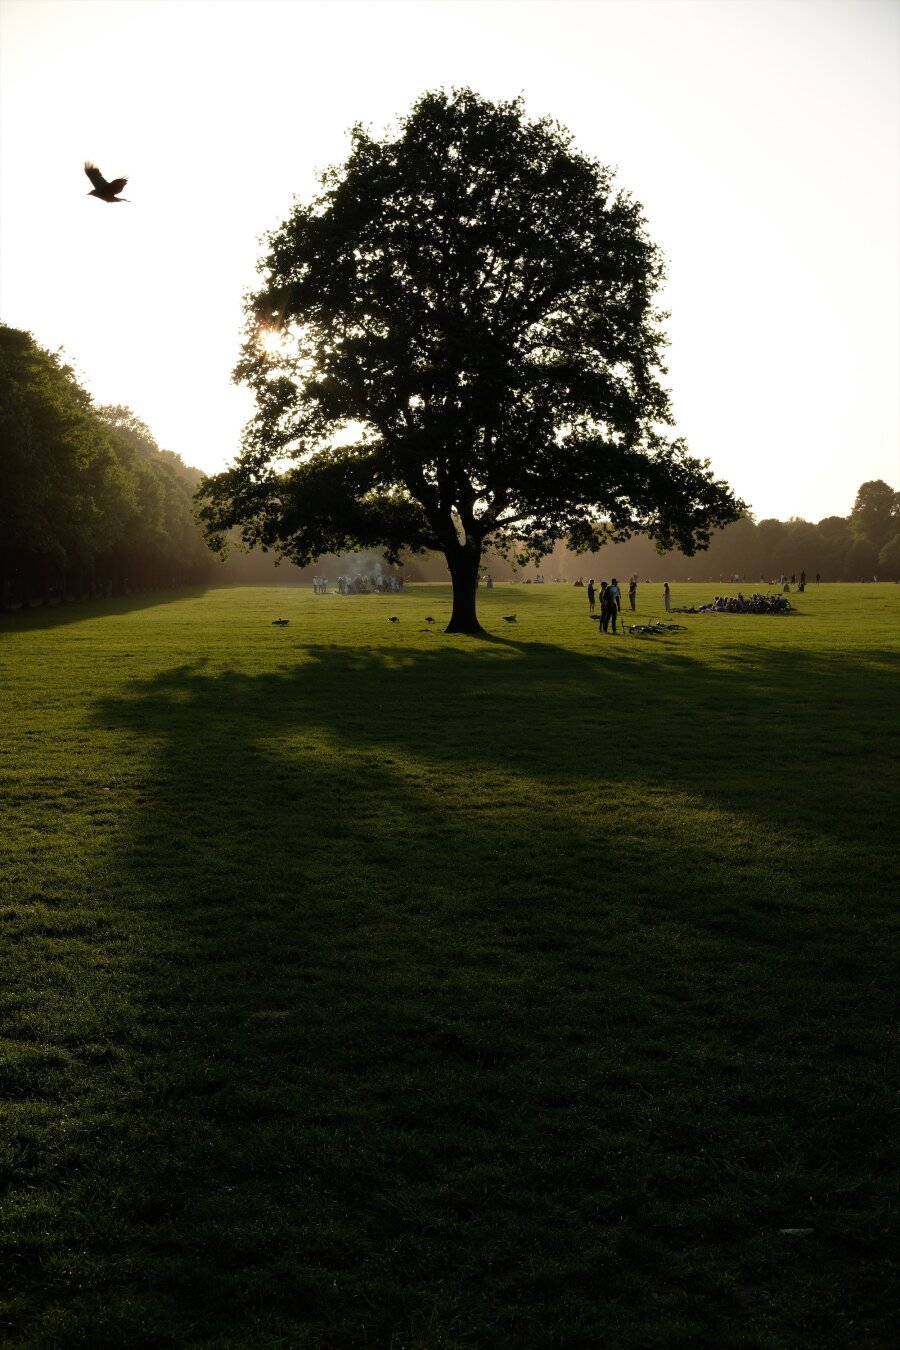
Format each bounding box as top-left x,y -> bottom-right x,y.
600,581 -> 618,633
609,578 -> 622,625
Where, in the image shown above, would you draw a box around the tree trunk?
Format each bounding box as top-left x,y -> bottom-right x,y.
445,544 -> 485,634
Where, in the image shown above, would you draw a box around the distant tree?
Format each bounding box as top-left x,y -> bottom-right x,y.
817,515 -> 852,535
754,518 -> 788,579
784,518 -> 820,575
877,535 -> 900,580
849,480 -> 900,555
696,512 -> 760,579
0,325 -> 129,601
95,404 -> 212,583
196,88 -> 742,632
813,515 -> 852,580
0,325 -> 212,608
844,538 -> 879,580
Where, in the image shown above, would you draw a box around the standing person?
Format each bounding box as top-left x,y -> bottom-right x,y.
628,575 -> 637,611
601,581 -> 619,634
599,581 -> 611,632
587,578 -> 596,615
609,577 -> 622,625
664,582 -> 671,613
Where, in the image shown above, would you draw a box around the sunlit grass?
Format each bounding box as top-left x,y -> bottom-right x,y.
1,583 -> 897,1347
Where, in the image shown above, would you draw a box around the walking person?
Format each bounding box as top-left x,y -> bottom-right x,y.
664,582 -> 671,613
628,575 -> 637,611
587,578 -> 596,615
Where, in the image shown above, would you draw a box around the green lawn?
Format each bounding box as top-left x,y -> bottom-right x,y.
1,582 -> 897,1348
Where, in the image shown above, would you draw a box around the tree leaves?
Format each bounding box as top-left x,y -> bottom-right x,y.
198,88 -> 742,582
0,324 -> 209,575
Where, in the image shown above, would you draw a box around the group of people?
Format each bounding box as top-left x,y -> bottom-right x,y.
586,577 -> 623,632
335,571 -> 405,595
587,575 -> 672,632
691,592 -> 794,614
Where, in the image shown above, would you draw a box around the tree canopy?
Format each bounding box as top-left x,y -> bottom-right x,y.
0,324 -> 211,607
196,88 -> 742,631
849,480 -> 900,555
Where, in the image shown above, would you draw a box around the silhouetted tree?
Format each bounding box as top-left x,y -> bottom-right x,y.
849,480 -> 900,555
844,538 -> 878,579
0,325 -> 211,608
0,326 -> 128,603
196,89 -> 742,632
813,516 -> 853,580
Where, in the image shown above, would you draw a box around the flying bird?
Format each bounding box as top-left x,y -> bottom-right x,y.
272,619 -> 289,626
502,614 -> 517,623
84,161 -> 129,202
388,616 -> 400,623
424,617 -> 436,623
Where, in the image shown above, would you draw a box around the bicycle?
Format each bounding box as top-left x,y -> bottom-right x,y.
624,621 -> 688,636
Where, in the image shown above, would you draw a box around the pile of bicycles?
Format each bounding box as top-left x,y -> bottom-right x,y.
624,621 -> 689,637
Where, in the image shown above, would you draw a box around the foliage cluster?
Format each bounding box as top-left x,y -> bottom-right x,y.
0,324 -> 211,607
354,480 -> 900,585
709,482 -> 900,582
197,89 -> 742,631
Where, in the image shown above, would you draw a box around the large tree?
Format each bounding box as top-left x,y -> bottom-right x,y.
197,89 -> 743,632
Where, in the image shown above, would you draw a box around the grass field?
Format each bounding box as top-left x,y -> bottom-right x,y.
1,581 -> 898,1348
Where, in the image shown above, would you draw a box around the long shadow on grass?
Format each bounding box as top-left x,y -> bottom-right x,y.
0,586 -> 211,632
16,640 -> 897,1347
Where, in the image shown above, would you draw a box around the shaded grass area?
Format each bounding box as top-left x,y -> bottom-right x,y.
1,585 -> 898,1347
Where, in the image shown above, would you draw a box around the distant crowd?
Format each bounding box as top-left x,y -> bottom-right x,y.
685,593 -> 794,615
581,574 -> 798,626
335,572 -> 405,595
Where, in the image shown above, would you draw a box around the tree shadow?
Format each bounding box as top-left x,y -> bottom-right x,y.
0,587 -> 211,632
12,637 -> 896,1345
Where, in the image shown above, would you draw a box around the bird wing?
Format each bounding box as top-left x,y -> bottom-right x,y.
84,162 -> 108,190
107,177 -> 128,195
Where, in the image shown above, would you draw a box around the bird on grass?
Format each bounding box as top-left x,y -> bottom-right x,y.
84,161 -> 129,202
272,619 -> 289,626
388,616 -> 400,623
502,614 -> 517,623
424,616 -> 436,623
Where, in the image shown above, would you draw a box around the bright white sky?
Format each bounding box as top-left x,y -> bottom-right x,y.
1,0 -> 898,522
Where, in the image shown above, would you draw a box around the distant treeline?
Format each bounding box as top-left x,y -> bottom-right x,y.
1,324 -> 212,608
2,323 -> 897,609
0,324 -> 312,609
387,484 -> 900,586
509,484 -> 900,584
